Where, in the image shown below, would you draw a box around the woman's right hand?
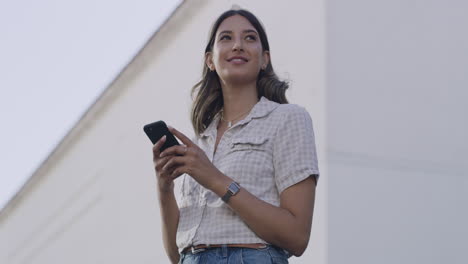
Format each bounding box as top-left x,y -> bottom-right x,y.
152,135 -> 177,193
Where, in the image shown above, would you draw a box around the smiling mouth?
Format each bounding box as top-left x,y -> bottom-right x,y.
227,57 -> 248,62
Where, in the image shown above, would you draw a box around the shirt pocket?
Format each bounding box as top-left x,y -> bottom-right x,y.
229,136 -> 269,152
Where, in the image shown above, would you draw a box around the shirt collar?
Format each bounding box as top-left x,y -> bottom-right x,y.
200,96 -> 279,138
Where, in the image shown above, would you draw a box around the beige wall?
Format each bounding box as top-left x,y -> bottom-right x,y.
327,1 -> 468,263
0,1 -> 326,263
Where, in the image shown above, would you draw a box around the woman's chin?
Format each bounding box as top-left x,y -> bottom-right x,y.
220,72 -> 257,85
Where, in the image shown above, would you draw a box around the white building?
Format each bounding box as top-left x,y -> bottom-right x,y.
1,0 -> 466,263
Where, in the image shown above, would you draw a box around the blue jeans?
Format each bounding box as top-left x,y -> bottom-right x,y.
179,245 -> 289,264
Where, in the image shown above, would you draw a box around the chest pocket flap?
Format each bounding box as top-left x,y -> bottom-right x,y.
230,136 -> 269,152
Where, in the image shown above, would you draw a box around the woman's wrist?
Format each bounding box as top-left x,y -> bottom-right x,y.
157,181 -> 174,196
207,169 -> 233,197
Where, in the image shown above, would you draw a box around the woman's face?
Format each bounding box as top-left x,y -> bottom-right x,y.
207,15 -> 269,86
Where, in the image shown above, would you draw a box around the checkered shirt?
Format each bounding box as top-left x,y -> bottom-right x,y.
176,96 -> 320,251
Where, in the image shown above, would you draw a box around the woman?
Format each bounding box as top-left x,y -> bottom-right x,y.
152,9 -> 319,264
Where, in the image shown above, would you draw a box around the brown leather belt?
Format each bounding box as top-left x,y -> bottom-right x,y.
182,243 -> 267,254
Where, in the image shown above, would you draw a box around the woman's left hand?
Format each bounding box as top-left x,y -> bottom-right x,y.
159,126 -> 222,190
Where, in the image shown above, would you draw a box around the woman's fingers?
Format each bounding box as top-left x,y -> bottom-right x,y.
159,156 -> 186,182
162,156 -> 185,173
160,144 -> 188,158
152,135 -> 167,159
155,155 -> 171,172
170,167 -> 186,180
168,126 -> 193,147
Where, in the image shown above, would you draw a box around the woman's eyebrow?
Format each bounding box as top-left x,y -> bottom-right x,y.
218,29 -> 258,35
218,30 -> 233,35
243,29 -> 258,35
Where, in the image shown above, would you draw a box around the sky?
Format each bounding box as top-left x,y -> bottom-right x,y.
0,0 -> 181,211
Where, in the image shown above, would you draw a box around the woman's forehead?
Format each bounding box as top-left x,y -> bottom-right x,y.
216,15 -> 257,35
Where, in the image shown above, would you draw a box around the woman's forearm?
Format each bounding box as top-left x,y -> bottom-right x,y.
208,173 -> 315,257
158,189 -> 180,264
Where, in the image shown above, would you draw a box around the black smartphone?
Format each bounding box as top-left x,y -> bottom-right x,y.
143,120 -> 180,152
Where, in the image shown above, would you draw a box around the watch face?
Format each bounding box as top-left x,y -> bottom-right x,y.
229,182 -> 241,194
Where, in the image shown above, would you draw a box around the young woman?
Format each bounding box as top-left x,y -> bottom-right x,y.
152,9 -> 319,264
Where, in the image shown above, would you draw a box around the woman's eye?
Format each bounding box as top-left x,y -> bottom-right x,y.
220,35 -> 231,40
246,35 -> 257,41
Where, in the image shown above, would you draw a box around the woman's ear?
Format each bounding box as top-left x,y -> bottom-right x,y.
261,50 -> 270,70
205,52 -> 215,71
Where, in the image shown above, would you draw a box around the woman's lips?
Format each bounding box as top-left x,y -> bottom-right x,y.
229,58 -> 248,64
227,56 -> 249,65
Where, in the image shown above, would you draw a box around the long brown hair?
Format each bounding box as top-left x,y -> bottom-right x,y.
191,9 -> 288,135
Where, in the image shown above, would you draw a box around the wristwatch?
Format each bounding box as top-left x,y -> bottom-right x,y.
221,181 -> 241,203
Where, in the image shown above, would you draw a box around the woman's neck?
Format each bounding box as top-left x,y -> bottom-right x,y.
221,82 -> 258,121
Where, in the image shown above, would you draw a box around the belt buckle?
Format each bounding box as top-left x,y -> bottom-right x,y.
191,246 -> 206,254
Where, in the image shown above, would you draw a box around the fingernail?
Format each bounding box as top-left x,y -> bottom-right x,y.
161,135 -> 166,141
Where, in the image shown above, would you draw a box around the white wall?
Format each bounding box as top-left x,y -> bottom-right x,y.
327,1 -> 468,263
0,0 -> 327,263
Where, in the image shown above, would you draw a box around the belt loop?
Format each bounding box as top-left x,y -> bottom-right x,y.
222,244 -> 228,257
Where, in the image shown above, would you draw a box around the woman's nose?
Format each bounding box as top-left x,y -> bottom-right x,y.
232,38 -> 244,51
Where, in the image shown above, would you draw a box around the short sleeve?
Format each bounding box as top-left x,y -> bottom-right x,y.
273,105 -> 320,194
